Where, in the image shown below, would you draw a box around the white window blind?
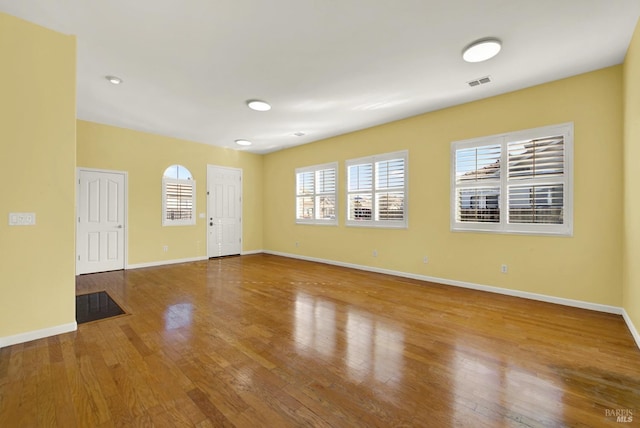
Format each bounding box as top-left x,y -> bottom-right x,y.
507,136 -> 565,225
165,182 -> 194,220
346,151 -> 408,228
163,164 -> 196,226
451,123 -> 572,235
454,143 -> 502,225
296,163 -> 337,225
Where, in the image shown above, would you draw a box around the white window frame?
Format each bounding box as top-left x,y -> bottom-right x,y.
451,123 -> 573,236
346,150 -> 408,229
162,165 -> 196,226
295,162 -> 338,225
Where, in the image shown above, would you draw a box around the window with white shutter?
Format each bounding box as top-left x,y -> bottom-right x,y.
451,123 -> 572,235
346,151 -> 408,228
163,164 -> 196,226
296,163 -> 337,225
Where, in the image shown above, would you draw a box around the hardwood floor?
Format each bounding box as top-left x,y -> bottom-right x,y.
1,254 -> 639,427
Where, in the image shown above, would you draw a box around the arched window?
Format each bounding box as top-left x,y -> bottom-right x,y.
162,164 -> 196,226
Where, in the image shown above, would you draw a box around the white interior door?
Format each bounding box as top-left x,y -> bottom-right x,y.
207,166 -> 242,258
77,169 -> 126,274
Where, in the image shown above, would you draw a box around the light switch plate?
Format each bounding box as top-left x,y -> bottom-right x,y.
9,212 -> 36,226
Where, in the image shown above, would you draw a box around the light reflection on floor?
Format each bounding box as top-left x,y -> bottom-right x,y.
453,341 -> 564,424
294,292 -> 405,394
165,302 -> 194,330
294,293 -> 336,358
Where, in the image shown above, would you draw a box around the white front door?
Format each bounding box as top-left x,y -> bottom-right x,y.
77,169 -> 126,274
207,166 -> 242,258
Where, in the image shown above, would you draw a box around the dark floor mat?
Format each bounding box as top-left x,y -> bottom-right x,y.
76,291 -> 125,324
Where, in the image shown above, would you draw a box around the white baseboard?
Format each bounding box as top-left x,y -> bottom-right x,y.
622,309 -> 640,350
264,250 -> 623,315
4,253 -> 637,350
0,322 -> 77,348
266,251 -> 640,350
127,251 -> 264,269
242,249 -> 264,256
127,256 -> 209,270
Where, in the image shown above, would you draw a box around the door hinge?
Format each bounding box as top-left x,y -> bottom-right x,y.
77,255 -> 80,261
78,217 -> 80,223
207,191 -> 209,195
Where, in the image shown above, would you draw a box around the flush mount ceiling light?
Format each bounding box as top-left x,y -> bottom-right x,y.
462,38 -> 502,63
235,139 -> 252,146
246,99 -> 271,111
105,75 -> 122,85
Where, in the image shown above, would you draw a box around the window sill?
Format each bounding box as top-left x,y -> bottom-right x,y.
451,225 -> 572,237
346,221 -> 408,229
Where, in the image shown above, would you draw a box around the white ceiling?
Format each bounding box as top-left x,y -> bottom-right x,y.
2,1 -> 639,154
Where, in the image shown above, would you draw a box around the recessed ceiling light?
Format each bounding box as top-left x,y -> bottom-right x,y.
462,38 -> 502,63
105,75 -> 123,85
235,139 -> 252,146
246,99 -> 271,111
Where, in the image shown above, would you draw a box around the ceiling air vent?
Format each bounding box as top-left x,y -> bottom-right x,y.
467,76 -> 492,87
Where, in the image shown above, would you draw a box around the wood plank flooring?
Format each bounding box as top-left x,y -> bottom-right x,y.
1,254 -> 639,427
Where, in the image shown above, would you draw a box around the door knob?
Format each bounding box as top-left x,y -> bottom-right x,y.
116,225 -> 123,229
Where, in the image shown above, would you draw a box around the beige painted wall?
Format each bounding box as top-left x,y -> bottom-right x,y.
623,21 -> 640,331
76,121 -> 264,265
264,66 -> 623,306
0,14 -> 77,337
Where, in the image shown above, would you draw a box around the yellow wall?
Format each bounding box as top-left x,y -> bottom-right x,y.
623,21 -> 640,331
0,14 -> 76,337
264,66 -> 624,306
76,121 -> 263,265
1,11 -> 632,344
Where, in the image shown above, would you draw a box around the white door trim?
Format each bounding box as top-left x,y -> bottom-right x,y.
76,167 -> 128,274
207,165 -> 242,258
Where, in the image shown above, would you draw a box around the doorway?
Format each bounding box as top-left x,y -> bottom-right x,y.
207,165 -> 242,258
76,168 -> 127,274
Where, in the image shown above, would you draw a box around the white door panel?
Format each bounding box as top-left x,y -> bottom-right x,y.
207,166 -> 242,258
77,170 -> 126,274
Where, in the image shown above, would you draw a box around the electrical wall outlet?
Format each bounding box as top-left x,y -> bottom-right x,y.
423,256 -> 429,264
372,250 -> 378,257
163,245 -> 168,252
501,264 -> 508,273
